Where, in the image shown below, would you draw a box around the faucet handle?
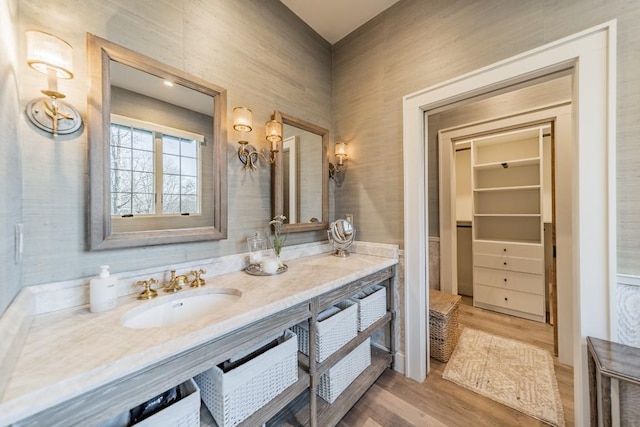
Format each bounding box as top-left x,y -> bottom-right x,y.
137,278 -> 158,300
189,269 -> 206,287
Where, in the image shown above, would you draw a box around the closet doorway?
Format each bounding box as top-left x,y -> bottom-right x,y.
437,102 -> 572,362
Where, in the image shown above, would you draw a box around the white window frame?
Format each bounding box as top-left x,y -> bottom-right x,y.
109,114 -> 204,218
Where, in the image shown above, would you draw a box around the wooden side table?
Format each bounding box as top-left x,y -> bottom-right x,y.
587,336 -> 640,427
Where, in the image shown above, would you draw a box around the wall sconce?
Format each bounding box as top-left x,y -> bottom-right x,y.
265,117 -> 282,164
234,107 -> 282,170
233,106 -> 259,170
329,142 -> 348,186
25,30 -> 82,136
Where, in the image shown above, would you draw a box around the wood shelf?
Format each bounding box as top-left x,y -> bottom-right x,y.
267,347 -> 391,427
298,312 -> 392,376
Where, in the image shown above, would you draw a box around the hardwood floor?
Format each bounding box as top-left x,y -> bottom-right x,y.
338,297 -> 574,426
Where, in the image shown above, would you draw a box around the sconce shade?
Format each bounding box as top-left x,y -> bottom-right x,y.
335,142 -> 347,157
265,119 -> 283,145
26,31 -> 73,79
233,106 -> 253,133
335,142 -> 347,166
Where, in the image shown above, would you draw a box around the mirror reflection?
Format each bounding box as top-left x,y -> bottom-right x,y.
273,112 -> 328,233
88,34 -> 228,250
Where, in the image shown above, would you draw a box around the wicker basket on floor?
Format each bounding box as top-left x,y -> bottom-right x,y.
429,289 -> 461,362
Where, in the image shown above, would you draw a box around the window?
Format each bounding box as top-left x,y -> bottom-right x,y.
109,115 -> 203,217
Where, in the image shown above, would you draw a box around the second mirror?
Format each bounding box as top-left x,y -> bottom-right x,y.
272,111 -> 328,233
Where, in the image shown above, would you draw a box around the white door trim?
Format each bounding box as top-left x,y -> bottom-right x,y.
402,21 -> 617,425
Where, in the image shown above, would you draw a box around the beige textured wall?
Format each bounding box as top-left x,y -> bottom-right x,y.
16,0 -> 332,285
333,0 -> 640,274
0,0 -> 22,314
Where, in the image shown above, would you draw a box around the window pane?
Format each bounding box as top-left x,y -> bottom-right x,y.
132,129 -> 153,151
113,125 -> 132,148
132,171 -> 154,195
132,193 -> 154,214
181,157 -> 197,176
111,170 -> 132,193
162,193 -> 180,214
181,139 -> 197,158
111,146 -> 132,170
132,149 -> 154,173
181,176 -> 197,195
181,195 -> 198,213
111,192 -> 132,215
163,135 -> 180,155
163,154 -> 179,174
163,173 -> 180,194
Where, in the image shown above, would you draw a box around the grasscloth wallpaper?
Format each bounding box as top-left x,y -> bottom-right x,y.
333,0 -> 640,274
0,0 -> 21,314
15,0 -> 333,290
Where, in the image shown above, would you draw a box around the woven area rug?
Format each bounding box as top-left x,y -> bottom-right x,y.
442,328 -> 565,426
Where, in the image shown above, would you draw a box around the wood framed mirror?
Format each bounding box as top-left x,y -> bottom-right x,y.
87,33 -> 227,250
272,111 -> 329,233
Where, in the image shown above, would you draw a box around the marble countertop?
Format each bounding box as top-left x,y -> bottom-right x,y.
0,252 -> 397,425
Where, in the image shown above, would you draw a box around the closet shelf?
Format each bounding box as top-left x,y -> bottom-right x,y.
473,213 -> 541,217
474,185 -> 540,192
473,157 -> 539,170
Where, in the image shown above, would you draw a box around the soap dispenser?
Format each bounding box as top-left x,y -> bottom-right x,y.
90,265 -> 118,313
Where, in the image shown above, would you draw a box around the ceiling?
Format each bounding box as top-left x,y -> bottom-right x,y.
280,0 -> 402,45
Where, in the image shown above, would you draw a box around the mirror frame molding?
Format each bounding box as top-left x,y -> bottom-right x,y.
87,33 -> 228,250
272,111 -> 329,233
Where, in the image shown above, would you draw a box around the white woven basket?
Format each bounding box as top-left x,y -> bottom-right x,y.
350,285 -> 387,331
195,330 -> 298,427
317,338 -> 371,403
101,378 -> 200,427
291,300 -> 358,362
136,378 -> 199,427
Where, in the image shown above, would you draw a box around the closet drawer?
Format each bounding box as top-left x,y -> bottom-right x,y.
474,284 -> 544,316
473,241 -> 543,259
473,267 -> 543,295
473,253 -> 543,275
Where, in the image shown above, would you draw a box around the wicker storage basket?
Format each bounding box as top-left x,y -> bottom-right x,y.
100,378 -> 200,427
135,378 -> 200,427
428,289 -> 461,362
317,338 -> 371,403
350,285 -> 387,331
291,300 -> 358,362
194,330 -> 298,427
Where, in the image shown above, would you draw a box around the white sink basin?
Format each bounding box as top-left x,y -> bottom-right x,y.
122,289 -> 242,329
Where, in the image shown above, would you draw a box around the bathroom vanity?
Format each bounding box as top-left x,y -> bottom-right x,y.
0,249 -> 398,427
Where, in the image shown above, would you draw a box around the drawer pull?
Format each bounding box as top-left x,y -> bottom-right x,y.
503,262 -> 507,266
503,278 -> 508,282
503,248 -> 507,252
504,297 -> 508,302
